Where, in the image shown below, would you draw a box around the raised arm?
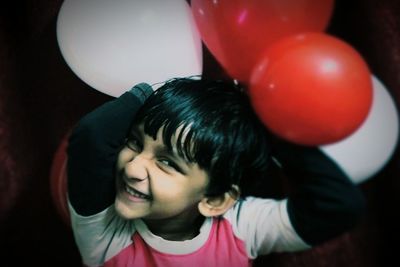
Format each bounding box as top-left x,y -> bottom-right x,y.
66,83 -> 153,216
272,139 -> 367,246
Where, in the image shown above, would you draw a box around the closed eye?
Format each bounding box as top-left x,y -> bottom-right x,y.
125,136 -> 142,152
157,158 -> 182,173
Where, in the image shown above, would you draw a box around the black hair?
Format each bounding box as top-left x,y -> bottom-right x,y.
132,77 -> 272,197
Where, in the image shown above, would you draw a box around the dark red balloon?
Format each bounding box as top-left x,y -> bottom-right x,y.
249,33 -> 373,146
49,132 -> 70,226
191,0 -> 334,83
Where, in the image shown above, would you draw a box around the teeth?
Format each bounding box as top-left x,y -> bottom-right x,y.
125,185 -> 149,199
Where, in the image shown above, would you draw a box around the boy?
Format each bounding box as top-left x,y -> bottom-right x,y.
67,78 -> 365,267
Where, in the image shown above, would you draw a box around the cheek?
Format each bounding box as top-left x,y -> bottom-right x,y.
116,149 -> 131,169
153,177 -> 207,202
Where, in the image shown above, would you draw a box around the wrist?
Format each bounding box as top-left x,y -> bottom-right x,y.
128,83 -> 153,103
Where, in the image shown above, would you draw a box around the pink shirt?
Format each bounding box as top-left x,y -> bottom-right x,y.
70,197 -> 309,267
104,219 -> 250,267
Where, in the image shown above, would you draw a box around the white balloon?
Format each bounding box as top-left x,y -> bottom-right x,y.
321,75 -> 399,184
56,0 -> 203,97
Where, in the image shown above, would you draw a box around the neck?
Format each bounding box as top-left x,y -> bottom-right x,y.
143,211 -> 206,241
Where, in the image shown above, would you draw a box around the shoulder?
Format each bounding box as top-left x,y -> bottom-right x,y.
223,196 -> 309,257
69,202 -> 136,266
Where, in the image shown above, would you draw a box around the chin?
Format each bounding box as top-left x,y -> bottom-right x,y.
114,200 -> 134,220
114,197 -> 145,220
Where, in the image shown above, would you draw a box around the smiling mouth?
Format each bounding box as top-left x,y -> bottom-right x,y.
124,184 -> 152,200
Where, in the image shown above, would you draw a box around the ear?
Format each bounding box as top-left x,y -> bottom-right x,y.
198,185 -> 240,217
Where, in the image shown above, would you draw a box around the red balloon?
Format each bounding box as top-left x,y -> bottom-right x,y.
191,0 -> 334,83
249,33 -> 373,146
49,132 -> 70,226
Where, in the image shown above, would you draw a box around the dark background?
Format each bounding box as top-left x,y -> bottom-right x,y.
1,0 -> 399,266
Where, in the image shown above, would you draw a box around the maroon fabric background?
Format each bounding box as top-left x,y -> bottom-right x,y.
0,0 -> 399,266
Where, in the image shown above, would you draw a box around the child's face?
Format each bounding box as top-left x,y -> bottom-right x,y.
114,124 -> 209,221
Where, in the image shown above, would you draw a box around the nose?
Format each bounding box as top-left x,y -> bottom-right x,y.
124,155 -> 149,182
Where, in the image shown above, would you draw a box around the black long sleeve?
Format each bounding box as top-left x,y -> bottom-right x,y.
66,83 -> 153,216
272,140 -> 366,246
